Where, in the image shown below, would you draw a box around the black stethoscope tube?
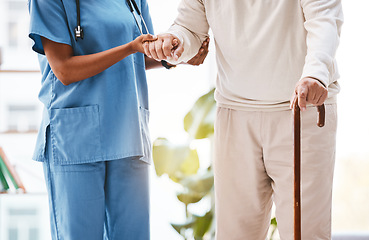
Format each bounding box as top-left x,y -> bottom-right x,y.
74,0 -> 149,40
127,0 -> 150,34
75,0 -> 83,40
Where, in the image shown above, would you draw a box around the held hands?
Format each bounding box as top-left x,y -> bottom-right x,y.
130,34 -> 157,54
290,77 -> 328,111
143,34 -> 210,66
143,33 -> 184,61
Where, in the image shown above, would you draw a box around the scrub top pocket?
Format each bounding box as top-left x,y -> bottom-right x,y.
139,106 -> 152,164
50,105 -> 103,165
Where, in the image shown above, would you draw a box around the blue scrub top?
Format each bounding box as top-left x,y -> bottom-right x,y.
28,0 -> 154,165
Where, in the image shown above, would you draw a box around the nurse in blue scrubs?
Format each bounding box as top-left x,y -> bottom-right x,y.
28,0 -> 209,239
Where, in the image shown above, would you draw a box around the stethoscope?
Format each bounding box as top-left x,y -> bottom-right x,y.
74,0 -> 149,41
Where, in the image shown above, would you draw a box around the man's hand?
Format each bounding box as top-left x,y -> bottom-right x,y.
290,77 -> 328,111
187,37 -> 210,66
143,33 -> 184,61
131,34 -> 157,54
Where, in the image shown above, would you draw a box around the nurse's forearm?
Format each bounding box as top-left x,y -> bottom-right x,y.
41,35 -> 154,86
61,47 -> 137,85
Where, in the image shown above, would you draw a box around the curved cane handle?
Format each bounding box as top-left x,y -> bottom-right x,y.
292,98 -> 325,127
316,104 -> 325,127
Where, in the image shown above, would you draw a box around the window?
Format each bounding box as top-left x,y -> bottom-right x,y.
7,208 -> 40,240
8,228 -> 18,240
7,22 -> 18,48
7,104 -> 39,132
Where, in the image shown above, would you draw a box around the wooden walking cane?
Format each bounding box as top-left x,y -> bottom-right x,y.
293,98 -> 325,240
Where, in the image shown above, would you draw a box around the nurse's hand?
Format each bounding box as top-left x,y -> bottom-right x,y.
290,77 -> 328,111
187,37 -> 210,66
143,33 -> 184,62
131,34 -> 157,54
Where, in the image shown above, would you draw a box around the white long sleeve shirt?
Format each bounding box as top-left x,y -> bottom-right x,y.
167,0 -> 343,110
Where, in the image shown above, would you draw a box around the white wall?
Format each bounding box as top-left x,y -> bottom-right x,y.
332,0 -> 369,232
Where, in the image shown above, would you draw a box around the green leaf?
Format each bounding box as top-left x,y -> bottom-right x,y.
193,210 -> 213,238
270,217 -> 277,226
170,209 -> 214,238
180,170 -> 214,194
184,88 -> 216,139
177,190 -> 206,205
152,138 -> 200,182
269,217 -> 278,239
171,218 -> 196,235
176,170 -> 214,205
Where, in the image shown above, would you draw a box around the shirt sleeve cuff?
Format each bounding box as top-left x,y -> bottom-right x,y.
165,25 -> 204,65
300,52 -> 332,87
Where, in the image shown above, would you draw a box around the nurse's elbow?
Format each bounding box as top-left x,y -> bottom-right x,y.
59,79 -> 71,86
55,74 -> 71,86
53,68 -> 72,86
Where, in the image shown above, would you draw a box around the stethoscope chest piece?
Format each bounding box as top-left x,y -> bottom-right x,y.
75,25 -> 84,41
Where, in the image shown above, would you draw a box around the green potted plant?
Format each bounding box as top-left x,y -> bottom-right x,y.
153,88 -> 278,239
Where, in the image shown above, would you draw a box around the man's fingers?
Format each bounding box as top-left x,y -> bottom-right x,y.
155,39 -> 166,60
172,42 -> 184,61
148,41 -> 159,60
197,49 -> 207,65
187,37 -> 210,66
306,90 -> 316,104
297,88 -> 307,111
290,93 -> 297,109
316,90 -> 328,106
308,87 -> 327,105
163,37 -> 173,58
318,88 -> 328,105
172,38 -> 179,48
202,38 -> 210,49
143,42 -> 151,58
200,57 -> 206,64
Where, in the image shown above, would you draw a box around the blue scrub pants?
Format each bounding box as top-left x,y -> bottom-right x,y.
43,136 -> 150,240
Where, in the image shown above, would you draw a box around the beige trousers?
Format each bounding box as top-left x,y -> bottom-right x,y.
214,104 -> 337,240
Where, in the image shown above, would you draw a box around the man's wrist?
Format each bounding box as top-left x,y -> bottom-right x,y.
302,76 -> 327,88
308,77 -> 327,88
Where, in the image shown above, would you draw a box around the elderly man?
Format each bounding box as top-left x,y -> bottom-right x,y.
144,0 -> 343,239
